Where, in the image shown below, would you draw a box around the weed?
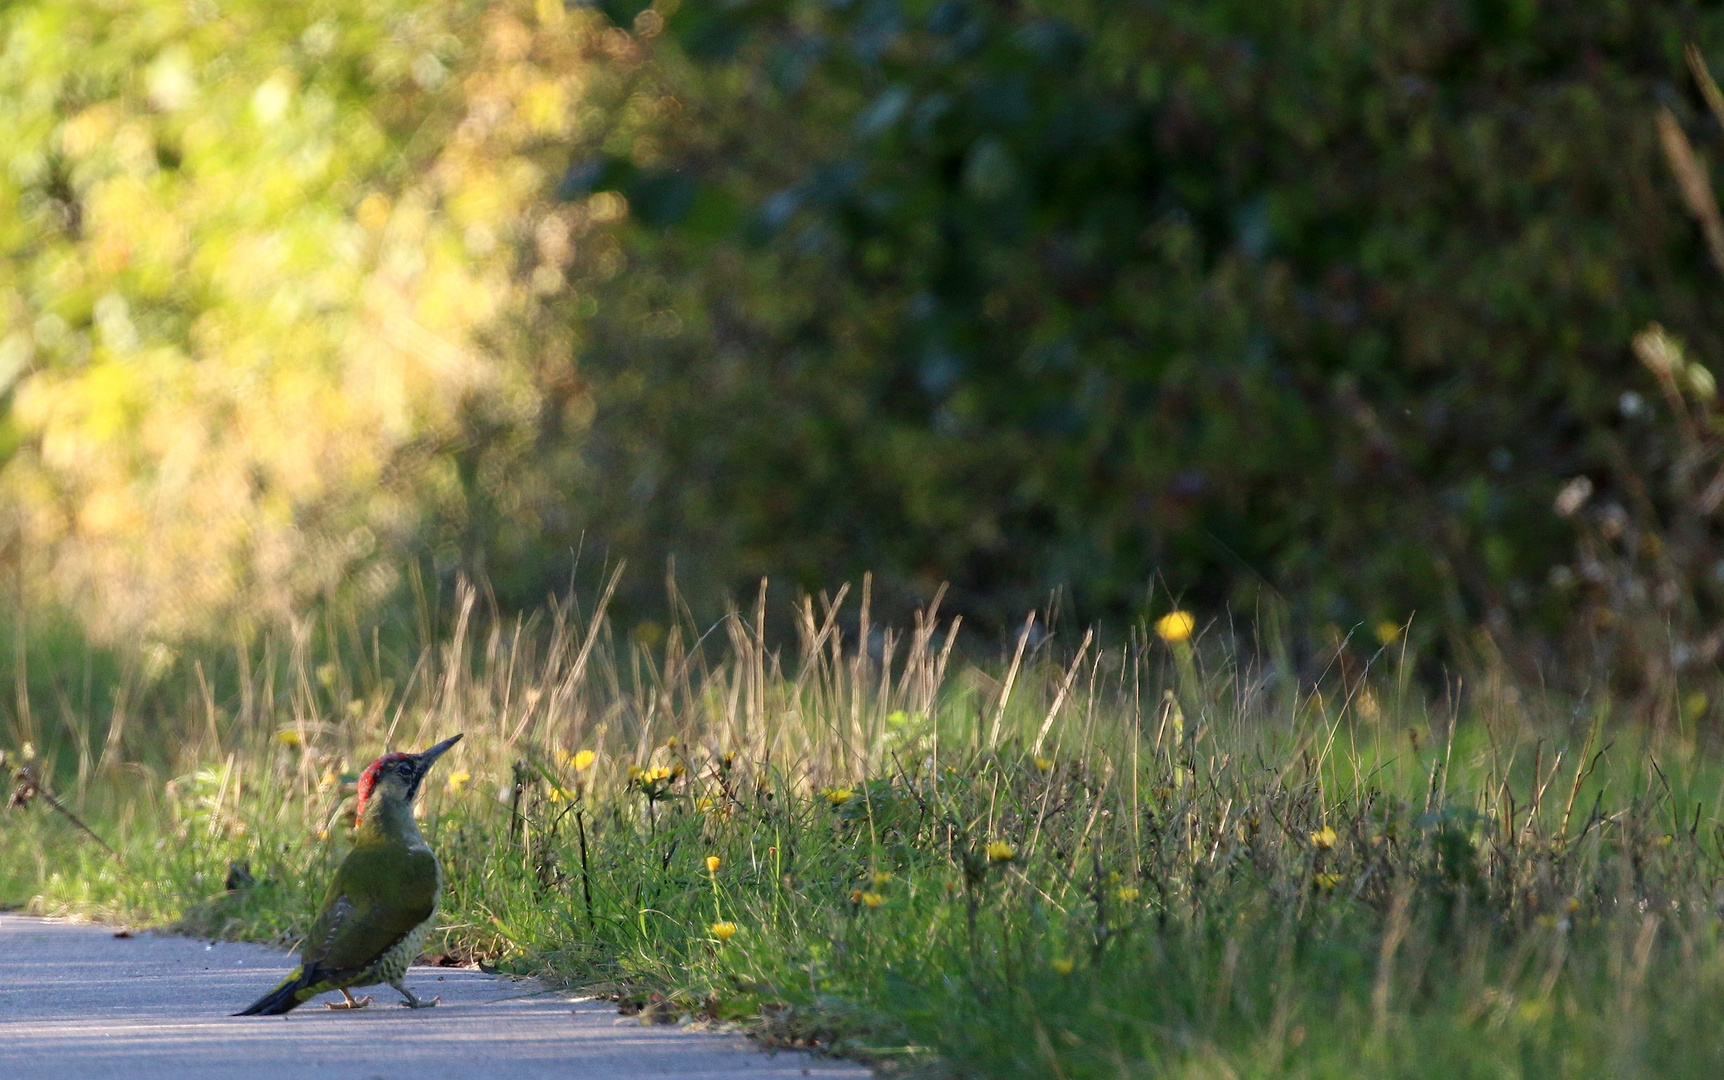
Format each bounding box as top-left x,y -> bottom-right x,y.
7,583 -> 1724,1076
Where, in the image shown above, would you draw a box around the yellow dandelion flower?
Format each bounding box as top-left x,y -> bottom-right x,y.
871,870 -> 892,887
1310,826 -> 1337,850
824,787 -> 855,806
314,828 -> 330,842
986,840 -> 1016,863
1155,610 -> 1195,644
1034,756 -> 1054,772
1115,886 -> 1140,903
710,921 -> 737,941
445,770 -> 472,794
318,769 -> 338,792
706,855 -> 722,874
1051,957 -> 1075,975
547,786 -> 571,804
276,729 -> 302,748
1314,872 -> 1342,890
1375,620 -> 1402,646
861,892 -> 884,908
1566,897 -> 1581,913
573,749 -> 597,771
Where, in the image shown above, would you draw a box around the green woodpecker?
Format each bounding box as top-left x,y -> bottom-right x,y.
235,734 -> 462,1016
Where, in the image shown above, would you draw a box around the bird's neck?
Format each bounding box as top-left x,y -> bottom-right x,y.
356,797 -> 426,848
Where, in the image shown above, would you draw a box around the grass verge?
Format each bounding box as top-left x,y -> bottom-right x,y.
8,582 -> 1724,1077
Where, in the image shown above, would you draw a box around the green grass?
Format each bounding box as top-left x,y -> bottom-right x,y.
9,583 -> 1724,1077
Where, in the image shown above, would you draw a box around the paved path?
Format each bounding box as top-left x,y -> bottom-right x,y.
0,914 -> 870,1080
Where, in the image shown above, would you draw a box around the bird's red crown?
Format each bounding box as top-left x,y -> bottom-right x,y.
355,752 -> 415,817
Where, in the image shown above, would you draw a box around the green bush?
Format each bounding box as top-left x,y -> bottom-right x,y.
550,0 -> 1724,649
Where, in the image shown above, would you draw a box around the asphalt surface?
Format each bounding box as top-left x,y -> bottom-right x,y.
0,914 -> 871,1080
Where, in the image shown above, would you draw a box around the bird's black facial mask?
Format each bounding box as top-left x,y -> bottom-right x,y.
407,734 -> 463,802
395,757 -> 423,802
355,735 -> 462,816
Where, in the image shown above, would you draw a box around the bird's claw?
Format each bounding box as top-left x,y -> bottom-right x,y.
327,991 -> 373,1010
400,994 -> 440,1009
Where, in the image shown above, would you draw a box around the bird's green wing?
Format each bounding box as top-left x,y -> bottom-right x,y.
298,842 -> 439,979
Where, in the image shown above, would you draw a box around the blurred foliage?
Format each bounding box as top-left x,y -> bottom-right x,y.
7,0 -> 1724,665
558,0 -> 1724,648
0,0 -> 650,638
1542,53 -> 1724,712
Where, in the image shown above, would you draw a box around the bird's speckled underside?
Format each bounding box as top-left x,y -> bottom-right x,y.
0,915 -> 871,1080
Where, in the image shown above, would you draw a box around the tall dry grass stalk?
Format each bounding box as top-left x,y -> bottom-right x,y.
14,572 -> 1724,1076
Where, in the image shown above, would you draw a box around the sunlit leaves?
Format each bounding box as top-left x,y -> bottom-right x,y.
0,0 -> 643,637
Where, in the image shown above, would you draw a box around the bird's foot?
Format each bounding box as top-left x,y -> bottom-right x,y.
397,989 -> 440,1009
326,990 -> 374,1010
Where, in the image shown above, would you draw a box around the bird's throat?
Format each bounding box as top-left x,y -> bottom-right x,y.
356,796 -> 425,847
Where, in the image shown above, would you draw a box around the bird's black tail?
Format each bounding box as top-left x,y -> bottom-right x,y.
234,966 -> 313,1016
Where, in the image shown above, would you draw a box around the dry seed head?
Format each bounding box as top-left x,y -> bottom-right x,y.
1633,323 -> 1683,377
1690,363 -> 1717,400
1553,476 -> 1593,518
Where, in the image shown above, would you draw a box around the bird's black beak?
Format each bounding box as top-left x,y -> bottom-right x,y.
415,734 -> 463,772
